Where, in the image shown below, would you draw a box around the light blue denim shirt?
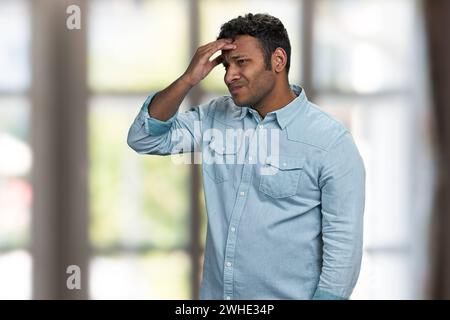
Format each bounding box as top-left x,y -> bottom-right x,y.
127,85 -> 365,300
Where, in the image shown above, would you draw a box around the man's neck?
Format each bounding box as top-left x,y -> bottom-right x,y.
254,82 -> 298,119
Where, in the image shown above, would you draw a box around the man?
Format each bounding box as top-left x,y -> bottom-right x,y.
127,13 -> 365,300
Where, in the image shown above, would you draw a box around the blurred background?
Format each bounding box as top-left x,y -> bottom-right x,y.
0,0 -> 449,299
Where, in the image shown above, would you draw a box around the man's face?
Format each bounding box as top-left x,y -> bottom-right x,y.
221,35 -> 275,107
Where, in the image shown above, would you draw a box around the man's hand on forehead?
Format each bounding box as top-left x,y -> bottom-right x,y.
181,38 -> 236,86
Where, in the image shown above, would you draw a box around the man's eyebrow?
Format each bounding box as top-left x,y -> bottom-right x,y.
222,54 -> 249,65
230,54 -> 248,59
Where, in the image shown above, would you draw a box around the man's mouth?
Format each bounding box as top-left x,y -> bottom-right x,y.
229,85 -> 245,95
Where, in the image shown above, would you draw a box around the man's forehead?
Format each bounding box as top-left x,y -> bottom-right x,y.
221,50 -> 249,59
221,36 -> 260,59
231,35 -> 257,48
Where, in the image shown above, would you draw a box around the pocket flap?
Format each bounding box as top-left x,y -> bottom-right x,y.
265,156 -> 305,170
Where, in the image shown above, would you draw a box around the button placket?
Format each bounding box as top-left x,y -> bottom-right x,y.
222,162 -> 253,300
222,128 -> 259,300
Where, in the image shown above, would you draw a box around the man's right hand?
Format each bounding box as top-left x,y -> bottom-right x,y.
181,39 -> 236,87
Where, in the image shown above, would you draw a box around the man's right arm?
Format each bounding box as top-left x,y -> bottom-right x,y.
127,39 -> 236,154
147,38 -> 235,121
146,75 -> 193,121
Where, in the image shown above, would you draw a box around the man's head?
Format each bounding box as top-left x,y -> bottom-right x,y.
217,13 -> 292,107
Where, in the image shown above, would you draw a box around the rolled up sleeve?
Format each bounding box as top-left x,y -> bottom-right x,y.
127,92 -> 205,155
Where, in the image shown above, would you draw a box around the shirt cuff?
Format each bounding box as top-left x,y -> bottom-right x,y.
312,288 -> 347,300
140,93 -> 178,136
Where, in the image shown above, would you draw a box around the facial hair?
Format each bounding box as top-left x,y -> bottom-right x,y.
232,68 -> 275,109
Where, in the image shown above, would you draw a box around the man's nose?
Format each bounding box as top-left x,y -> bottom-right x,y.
225,65 -> 241,85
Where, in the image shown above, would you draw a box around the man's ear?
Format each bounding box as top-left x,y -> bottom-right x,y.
272,48 -> 288,73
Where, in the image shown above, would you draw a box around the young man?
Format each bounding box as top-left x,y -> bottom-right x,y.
127,13 -> 365,300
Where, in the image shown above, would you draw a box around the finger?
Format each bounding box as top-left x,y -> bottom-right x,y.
211,40 -> 235,53
220,44 -> 237,51
207,43 -> 236,57
210,38 -> 233,47
201,43 -> 235,63
202,38 -> 233,53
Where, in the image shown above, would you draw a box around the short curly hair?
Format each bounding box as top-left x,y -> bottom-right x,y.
217,13 -> 291,74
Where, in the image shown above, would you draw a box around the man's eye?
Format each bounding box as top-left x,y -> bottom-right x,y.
237,59 -> 246,65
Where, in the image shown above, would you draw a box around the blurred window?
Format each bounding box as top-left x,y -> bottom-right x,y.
88,0 -> 191,299
315,0 -> 421,299
0,0 -> 32,300
88,0 -> 190,93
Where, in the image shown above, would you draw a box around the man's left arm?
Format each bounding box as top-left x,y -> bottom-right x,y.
313,131 -> 366,300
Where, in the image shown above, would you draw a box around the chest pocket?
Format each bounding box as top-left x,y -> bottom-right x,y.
203,139 -> 238,183
259,156 -> 305,198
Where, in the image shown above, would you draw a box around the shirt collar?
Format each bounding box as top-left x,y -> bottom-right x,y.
235,84 -> 308,129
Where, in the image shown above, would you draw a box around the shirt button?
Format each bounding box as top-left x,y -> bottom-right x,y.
248,156 -> 253,161
226,296 -> 231,300
226,262 -> 232,267
240,191 -> 245,196
231,227 -> 236,232
259,125 -> 264,129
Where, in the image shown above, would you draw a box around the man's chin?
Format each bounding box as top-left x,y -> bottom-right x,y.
231,96 -> 248,107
